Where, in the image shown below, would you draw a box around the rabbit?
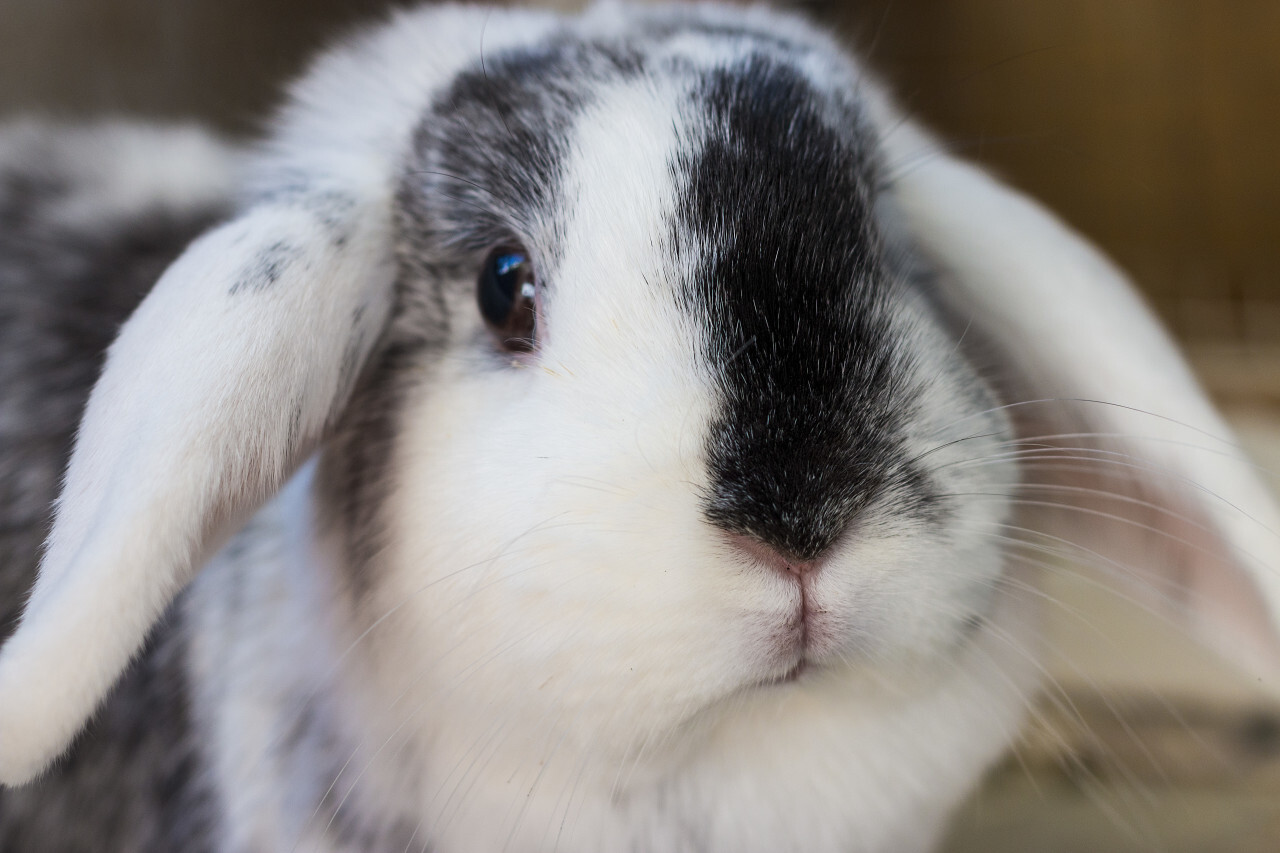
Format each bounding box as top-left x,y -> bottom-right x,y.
0,2 -> 1278,851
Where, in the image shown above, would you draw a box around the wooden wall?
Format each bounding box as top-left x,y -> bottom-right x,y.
820,0 -> 1280,341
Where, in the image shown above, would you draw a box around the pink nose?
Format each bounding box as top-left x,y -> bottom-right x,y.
728,533 -> 822,578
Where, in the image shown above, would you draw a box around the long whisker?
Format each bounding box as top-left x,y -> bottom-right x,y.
980,526 -> 1197,618
944,493 -> 1220,562
985,561 -> 1241,789
923,396 -> 1257,452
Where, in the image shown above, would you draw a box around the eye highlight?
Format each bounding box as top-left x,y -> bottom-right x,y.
477,246 -> 538,354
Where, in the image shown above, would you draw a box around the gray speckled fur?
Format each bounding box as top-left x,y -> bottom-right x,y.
0,124 -> 225,852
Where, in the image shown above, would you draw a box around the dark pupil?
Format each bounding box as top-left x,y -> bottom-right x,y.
478,249 -> 536,352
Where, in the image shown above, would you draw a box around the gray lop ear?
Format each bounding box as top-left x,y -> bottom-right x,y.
0,193 -> 397,785
884,120 -> 1280,687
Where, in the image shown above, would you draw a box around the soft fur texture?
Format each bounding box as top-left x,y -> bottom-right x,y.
0,4 -> 1277,852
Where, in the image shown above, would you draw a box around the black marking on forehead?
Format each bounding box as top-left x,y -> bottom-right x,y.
677,54 -> 936,560
397,35 -> 644,281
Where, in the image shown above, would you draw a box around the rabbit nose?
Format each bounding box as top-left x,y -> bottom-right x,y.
728,532 -> 823,579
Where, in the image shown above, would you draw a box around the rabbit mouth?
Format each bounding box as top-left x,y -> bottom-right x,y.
757,598 -> 842,687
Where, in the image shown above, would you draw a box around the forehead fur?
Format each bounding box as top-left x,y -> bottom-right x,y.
397,10 -> 860,265
395,14 -> 933,559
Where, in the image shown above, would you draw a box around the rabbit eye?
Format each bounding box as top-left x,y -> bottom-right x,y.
477,246 -> 538,353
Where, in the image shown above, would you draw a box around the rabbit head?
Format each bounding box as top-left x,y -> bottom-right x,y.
0,4 -> 1277,851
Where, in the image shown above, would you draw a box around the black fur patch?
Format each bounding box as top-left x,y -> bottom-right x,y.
676,55 -> 935,561
398,35 -> 642,276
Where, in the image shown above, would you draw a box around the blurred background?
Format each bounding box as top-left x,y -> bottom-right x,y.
2,0 -> 1279,849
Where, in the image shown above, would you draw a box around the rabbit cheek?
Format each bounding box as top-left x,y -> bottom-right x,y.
363,78 -> 785,759
375,363 -> 754,761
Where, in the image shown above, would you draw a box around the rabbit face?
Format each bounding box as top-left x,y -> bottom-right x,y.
322,31 -> 1018,789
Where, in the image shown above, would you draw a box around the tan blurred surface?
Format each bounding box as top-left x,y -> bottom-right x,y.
0,0 -> 396,132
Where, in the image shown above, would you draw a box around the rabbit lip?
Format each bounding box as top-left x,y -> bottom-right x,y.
789,577 -> 827,651
762,600 -> 827,683
776,588 -> 846,667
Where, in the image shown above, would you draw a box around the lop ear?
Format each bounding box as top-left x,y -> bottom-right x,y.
0,193 -> 397,784
0,4 -> 564,787
884,121 -> 1280,687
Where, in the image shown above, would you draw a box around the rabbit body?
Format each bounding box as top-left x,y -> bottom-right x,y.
3,3 -> 1274,852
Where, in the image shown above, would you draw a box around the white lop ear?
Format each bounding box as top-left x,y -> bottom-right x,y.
884,120 -> 1280,686
0,3 -> 564,787
0,194 -> 397,785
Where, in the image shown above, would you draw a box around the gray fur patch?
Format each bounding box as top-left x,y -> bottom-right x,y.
229,238 -> 303,294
